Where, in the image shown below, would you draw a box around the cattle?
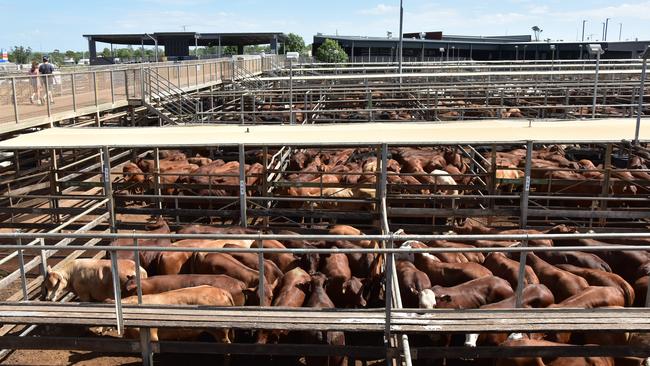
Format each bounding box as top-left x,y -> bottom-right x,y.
556,264 -> 634,306
537,251 -> 612,273
420,275 -> 514,309
261,239 -> 300,273
524,253 -> 589,302
411,246 -> 492,287
496,339 -> 613,366
321,253 -> 367,308
465,284 -> 555,347
111,216 -> 172,275
257,268 -> 311,344
44,259 -> 147,302
120,286 -> 234,343
222,243 -> 284,284
327,240 -> 377,278
550,286 -> 625,309
483,252 -> 539,289
123,274 -> 271,306
403,240 -> 473,264
302,272 -> 346,366
396,260 -> 432,308
189,252 -> 272,288
430,169 -> 460,196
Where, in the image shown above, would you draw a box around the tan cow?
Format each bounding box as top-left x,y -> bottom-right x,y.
120,285 -> 235,342
44,259 -> 147,302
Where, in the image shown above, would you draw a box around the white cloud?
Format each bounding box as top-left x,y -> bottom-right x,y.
359,4 -> 398,15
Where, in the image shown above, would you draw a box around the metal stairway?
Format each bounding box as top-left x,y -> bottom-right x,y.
143,68 -> 199,125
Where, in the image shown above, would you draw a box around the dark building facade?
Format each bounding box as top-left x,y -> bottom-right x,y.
313,33 -> 650,61
84,32 -> 286,64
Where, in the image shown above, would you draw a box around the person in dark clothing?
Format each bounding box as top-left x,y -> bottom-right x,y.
38,56 -> 55,104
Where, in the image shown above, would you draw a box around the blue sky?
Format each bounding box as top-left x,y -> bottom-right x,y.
2,0 -> 650,52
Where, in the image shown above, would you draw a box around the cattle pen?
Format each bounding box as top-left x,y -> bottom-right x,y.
0,56 -> 649,366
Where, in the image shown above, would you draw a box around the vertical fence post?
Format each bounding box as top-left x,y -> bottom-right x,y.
110,71 -> 115,105
154,147 -> 162,210
133,236 -> 153,366
71,74 -> 77,112
109,250 -> 124,335
514,141 -> 533,307
257,238 -> 265,305
11,77 -> 19,124
102,146 -> 116,233
39,238 -> 48,280
239,144 -> 247,227
384,234 -> 394,365
45,75 -> 52,120
93,72 -> 99,108
16,232 -> 28,301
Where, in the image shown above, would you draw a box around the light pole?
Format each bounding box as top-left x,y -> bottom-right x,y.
398,0 -> 403,84
515,45 -> 519,61
634,46 -> 650,145
619,23 -> 623,41
604,18 -> 610,41
588,44 -> 605,119
439,47 -> 445,62
581,20 -> 587,42
550,44 -> 556,70
451,46 -> 455,61
145,33 -> 158,62
523,45 -> 527,61
286,52 -> 299,124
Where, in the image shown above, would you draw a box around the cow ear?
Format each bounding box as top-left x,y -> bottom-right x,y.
410,287 -> 418,295
296,282 -> 311,293
440,294 -> 452,302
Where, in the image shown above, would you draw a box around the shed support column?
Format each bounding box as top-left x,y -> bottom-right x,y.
88,37 -> 97,65
239,144 -> 247,227
237,45 -> 244,55
514,141 -> 533,308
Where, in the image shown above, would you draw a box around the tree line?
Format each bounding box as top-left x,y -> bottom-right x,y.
7,33 -> 349,65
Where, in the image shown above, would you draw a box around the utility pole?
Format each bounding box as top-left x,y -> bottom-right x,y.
601,23 -> 606,41
581,20 -> 586,42
604,18 -> 610,41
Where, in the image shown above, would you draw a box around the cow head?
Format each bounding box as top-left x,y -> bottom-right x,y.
342,277 -> 367,308
418,288 -> 437,309
243,282 -> 274,306
43,266 -> 67,302
395,241 -> 418,263
123,275 -> 140,297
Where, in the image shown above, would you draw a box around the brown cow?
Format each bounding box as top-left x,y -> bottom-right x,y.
525,253 -> 589,302
412,248 -> 492,287
420,275 -> 514,309
556,264 -> 634,306
189,252 -> 271,288
465,284 -> 555,347
302,272 -> 345,366
537,251 -> 612,273
396,260 -> 432,308
112,216 -> 172,275
257,268 -> 311,344
223,243 -> 284,284
483,252 -> 539,289
321,253 -> 367,308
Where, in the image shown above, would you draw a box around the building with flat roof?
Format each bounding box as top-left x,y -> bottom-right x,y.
313,32 -> 650,61
84,32 -> 287,64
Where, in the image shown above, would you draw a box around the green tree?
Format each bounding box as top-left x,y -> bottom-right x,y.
222,46 -> 238,55
64,50 -> 77,62
101,47 -> 111,58
116,47 -> 133,60
284,33 -> 305,53
315,39 -> 348,63
49,49 -> 64,65
8,46 -> 32,64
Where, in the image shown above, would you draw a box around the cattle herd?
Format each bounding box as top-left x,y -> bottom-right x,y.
38,145 -> 650,365
120,145 -> 649,211
39,210 -> 650,366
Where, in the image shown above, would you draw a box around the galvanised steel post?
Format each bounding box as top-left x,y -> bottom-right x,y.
289,58 -> 294,124
257,238 -> 265,305
514,141 -> 533,308
398,0 -> 404,85
11,77 -> 19,124
239,144 -> 247,227
634,49 -> 649,144
592,50 -> 601,119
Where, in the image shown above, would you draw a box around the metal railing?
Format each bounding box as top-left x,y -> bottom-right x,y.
0,55 -> 285,128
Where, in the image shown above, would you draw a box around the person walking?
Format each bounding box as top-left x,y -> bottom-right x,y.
28,61 -> 41,105
38,55 -> 55,104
